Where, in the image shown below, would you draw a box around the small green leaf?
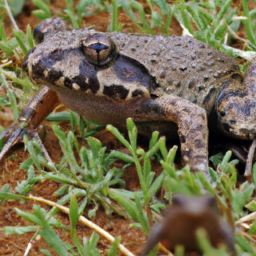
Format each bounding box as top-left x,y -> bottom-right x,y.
153,0 -> 169,15
39,249 -> 53,256
70,111 -> 78,132
32,0 -> 50,19
13,30 -> 28,54
107,124 -> 131,150
0,192 -> 26,201
107,237 -> 121,256
209,153 -> 223,168
33,205 -> 69,256
4,225 -> 38,235
232,183 -> 254,213
70,193 -> 79,229
6,0 -> 25,16
150,11 -> 162,28
248,219 -> 256,235
235,235 -> 255,253
245,200 -> 256,211
148,173 -> 164,201
15,207 -> 41,224
127,118 -> 137,152
109,190 -> 139,222
135,193 -> 149,234
64,9 -> 79,28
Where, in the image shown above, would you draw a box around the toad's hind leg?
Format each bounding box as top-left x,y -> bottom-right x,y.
216,63 -> 256,178
138,95 -> 209,178
216,63 -> 256,140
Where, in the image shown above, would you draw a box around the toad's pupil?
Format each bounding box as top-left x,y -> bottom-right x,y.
89,42 -> 109,53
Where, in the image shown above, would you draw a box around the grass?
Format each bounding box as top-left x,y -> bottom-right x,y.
0,0 -> 256,255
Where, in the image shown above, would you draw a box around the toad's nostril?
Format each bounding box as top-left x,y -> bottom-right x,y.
220,110 -> 226,117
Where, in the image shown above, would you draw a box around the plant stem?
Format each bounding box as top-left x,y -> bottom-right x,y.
27,195 -> 135,256
4,0 -> 19,31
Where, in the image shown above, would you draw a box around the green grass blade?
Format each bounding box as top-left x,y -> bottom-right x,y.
107,237 -> 121,256
4,226 -> 38,235
0,192 -> 26,201
64,9 -> 79,28
241,0 -> 256,46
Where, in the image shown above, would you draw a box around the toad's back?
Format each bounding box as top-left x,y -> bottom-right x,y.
109,32 -> 240,114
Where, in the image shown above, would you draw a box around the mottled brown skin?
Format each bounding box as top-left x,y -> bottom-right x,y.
2,17 -> 256,178
140,195 -> 236,256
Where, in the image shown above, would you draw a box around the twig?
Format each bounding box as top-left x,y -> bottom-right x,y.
0,60 -> 13,68
23,242 -> 32,256
4,0 -> 19,31
33,132 -> 56,167
27,195 -> 135,256
236,211 -> 256,225
226,24 -> 247,43
23,226 -> 41,256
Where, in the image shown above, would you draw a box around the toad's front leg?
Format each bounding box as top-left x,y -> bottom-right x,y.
0,86 -> 60,161
136,95 -> 209,178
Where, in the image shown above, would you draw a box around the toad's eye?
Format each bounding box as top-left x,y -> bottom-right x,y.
81,33 -> 117,67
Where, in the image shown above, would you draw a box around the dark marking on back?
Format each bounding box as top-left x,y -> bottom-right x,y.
167,78 -> 172,84
160,71 -> 166,78
174,81 -> 181,87
179,65 -> 187,71
113,55 -> 154,87
204,76 -> 209,82
188,80 -> 195,89
198,85 -> 205,92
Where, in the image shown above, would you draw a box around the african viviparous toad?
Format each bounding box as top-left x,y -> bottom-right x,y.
11,17 -> 256,177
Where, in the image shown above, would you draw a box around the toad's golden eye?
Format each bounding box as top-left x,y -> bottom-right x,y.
81,33 -> 117,67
